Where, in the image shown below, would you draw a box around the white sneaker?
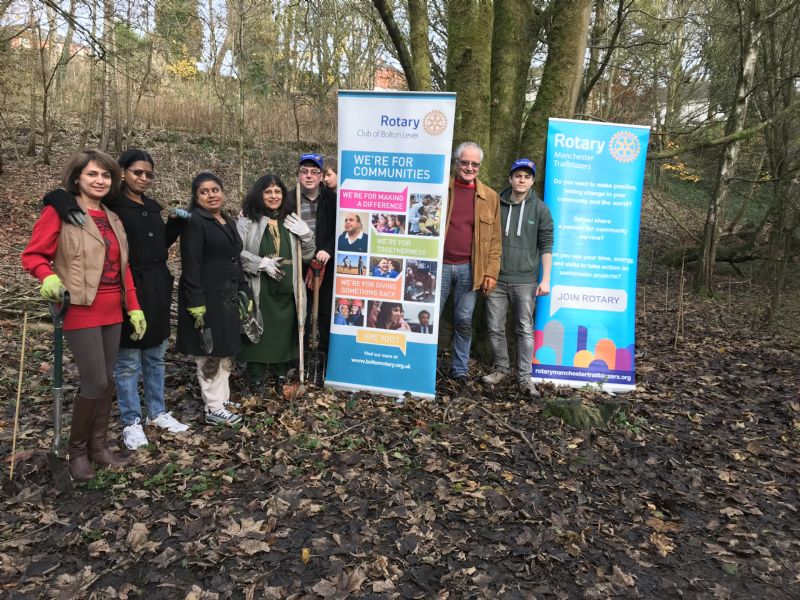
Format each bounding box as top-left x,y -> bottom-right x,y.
147,411 -> 190,433
481,370 -> 508,385
205,408 -> 242,425
122,419 -> 148,450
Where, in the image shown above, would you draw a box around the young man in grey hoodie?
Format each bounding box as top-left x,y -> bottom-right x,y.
482,158 -> 553,396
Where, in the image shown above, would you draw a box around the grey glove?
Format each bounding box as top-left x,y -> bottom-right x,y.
284,214 -> 313,242
258,256 -> 285,280
66,208 -> 86,227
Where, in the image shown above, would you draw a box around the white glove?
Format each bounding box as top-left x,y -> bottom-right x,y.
259,256 -> 285,280
284,214 -> 312,241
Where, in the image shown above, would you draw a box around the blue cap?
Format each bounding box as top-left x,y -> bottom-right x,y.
299,153 -> 324,169
509,158 -> 536,176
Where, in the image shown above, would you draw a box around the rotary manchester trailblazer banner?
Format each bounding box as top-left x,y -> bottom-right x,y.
533,118 -> 650,392
325,90 -> 456,398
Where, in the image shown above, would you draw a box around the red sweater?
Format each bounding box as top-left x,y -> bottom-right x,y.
443,179 -> 475,264
22,206 -> 140,331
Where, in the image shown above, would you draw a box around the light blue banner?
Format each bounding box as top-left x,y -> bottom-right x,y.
533,118 -> 650,391
326,334 -> 438,396
341,150 -> 446,184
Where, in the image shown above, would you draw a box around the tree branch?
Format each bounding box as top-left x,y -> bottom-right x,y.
371,0 -> 416,89
648,99 -> 800,160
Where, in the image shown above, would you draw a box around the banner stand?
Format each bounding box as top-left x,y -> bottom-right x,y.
325,91 -> 457,399
533,118 -> 650,393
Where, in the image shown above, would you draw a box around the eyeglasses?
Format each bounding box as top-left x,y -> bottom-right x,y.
299,168 -> 322,176
127,168 -> 156,180
458,160 -> 481,169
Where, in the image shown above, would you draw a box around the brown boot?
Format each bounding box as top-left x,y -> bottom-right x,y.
88,383 -> 130,468
68,395 -> 97,481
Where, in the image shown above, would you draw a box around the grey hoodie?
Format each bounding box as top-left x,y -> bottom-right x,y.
497,187 -> 554,284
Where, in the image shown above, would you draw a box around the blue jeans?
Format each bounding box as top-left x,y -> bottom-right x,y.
439,263 -> 476,377
114,339 -> 168,425
485,280 -> 536,380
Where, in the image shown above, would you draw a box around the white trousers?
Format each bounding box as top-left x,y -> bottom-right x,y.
194,356 -> 234,412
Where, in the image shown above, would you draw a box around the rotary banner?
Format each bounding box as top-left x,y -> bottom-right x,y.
533,118 -> 650,392
325,91 -> 456,398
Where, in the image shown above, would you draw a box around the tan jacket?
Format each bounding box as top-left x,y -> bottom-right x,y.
53,204 -> 132,306
445,177 -> 502,290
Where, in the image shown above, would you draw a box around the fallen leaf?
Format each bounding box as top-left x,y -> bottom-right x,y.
650,532 -> 675,557
126,522 -> 149,553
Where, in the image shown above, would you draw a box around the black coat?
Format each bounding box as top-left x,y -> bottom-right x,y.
42,188 -> 184,349
104,193 -> 184,348
175,207 -> 250,357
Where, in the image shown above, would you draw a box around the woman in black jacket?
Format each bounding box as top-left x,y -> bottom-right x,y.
43,149 -> 191,451
175,172 -> 251,425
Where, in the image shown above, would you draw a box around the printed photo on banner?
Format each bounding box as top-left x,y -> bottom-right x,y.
337,211 -> 369,253
370,257 -> 402,279
334,297 -> 366,326
404,259 -> 437,303
408,193 -> 442,237
371,213 -> 406,234
337,253 -> 367,276
366,300 -> 434,333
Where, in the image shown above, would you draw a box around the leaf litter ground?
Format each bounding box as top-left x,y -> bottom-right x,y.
2,277 -> 798,599
1,156 -> 799,599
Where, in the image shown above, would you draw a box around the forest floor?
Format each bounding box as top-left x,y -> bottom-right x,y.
0,144 -> 799,599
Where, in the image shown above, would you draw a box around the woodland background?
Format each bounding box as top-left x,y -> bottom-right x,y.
0,0 -> 799,598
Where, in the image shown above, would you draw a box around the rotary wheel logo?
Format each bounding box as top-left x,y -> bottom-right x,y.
423,110 -> 447,136
609,131 -> 640,163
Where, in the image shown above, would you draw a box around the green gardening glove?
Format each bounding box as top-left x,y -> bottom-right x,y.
128,310 -> 147,341
187,306 -> 206,330
40,274 -> 65,302
239,299 -> 254,321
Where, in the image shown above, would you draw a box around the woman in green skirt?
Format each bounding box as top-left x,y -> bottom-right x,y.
237,174 -> 315,387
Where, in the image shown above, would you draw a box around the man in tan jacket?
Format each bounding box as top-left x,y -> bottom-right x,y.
440,141 -> 502,384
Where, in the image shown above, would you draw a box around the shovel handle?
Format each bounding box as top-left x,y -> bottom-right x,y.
48,291 -> 69,458
48,290 -> 70,327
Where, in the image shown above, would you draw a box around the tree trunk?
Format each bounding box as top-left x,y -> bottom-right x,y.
487,0 -> 541,186
237,0 -> 246,198
99,0 -> 114,151
446,0 -> 494,151
25,0 -> 37,157
80,0 -> 99,148
53,0 -> 77,115
408,0 -> 432,90
519,0 -> 592,182
576,0 -> 608,115
694,6 -> 763,296
727,149 -> 766,232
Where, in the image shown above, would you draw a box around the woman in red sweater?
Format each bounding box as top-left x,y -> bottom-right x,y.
22,150 -> 145,481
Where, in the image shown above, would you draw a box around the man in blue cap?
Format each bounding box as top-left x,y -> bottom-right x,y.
481,158 -> 553,397
290,153 -> 337,355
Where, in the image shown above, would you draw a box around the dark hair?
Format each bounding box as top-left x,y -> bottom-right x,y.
418,310 -> 431,319
242,174 -> 291,221
62,149 -> 122,200
189,171 -> 224,210
376,302 -> 403,329
324,155 -> 338,172
118,148 -> 154,195
118,148 -> 154,171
